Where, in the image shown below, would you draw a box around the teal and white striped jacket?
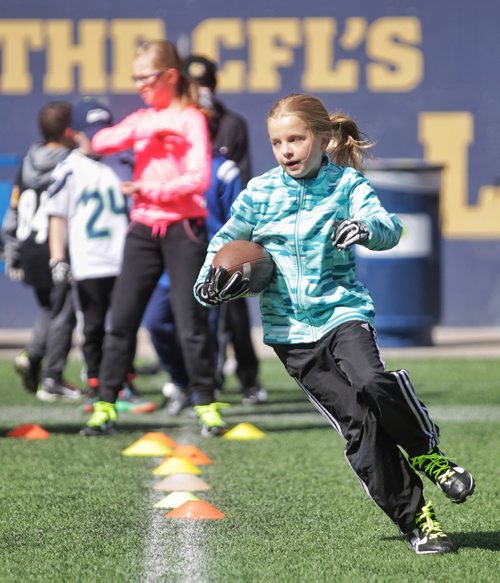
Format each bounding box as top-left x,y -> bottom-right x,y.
195,157 -> 403,345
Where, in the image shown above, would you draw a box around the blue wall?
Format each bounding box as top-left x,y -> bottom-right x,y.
1,1 -> 500,327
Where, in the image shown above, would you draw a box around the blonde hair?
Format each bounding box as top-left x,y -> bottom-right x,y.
135,40 -> 198,106
267,93 -> 372,172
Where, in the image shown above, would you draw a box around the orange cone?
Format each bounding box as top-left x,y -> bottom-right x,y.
170,445 -> 212,465
165,500 -> 225,520
7,424 -> 50,439
142,432 -> 177,449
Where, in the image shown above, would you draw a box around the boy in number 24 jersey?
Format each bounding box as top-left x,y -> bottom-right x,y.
46,98 -> 155,413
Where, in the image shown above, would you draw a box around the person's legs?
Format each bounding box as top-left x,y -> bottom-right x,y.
143,281 -> 189,388
42,282 -> 76,382
14,285 -> 51,393
26,286 -> 52,365
164,219 -> 226,435
143,280 -> 191,415
76,277 -> 115,380
273,334 -> 426,536
98,223 -> 164,404
226,298 -> 260,390
163,219 -> 218,405
328,321 -> 439,456
36,282 -> 81,402
330,320 -> 474,505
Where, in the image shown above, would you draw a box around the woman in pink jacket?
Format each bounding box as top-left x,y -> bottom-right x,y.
81,40 -> 224,437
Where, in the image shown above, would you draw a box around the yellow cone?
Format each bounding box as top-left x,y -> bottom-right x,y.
152,457 -> 202,476
154,491 -> 200,509
224,422 -> 266,440
122,439 -> 173,457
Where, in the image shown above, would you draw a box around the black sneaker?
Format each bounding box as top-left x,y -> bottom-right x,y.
14,351 -> 41,394
241,386 -> 268,405
405,501 -> 455,554
410,447 -> 475,504
80,401 -> 117,436
36,378 -> 82,402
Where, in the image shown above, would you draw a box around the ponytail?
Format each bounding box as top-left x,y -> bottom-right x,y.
326,113 -> 373,172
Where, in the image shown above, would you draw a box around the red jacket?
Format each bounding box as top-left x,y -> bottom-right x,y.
92,104 -> 211,228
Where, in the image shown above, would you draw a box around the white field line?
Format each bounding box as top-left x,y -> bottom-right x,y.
141,424 -> 210,583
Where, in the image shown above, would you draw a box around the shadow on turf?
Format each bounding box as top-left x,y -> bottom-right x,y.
383,532 -> 500,552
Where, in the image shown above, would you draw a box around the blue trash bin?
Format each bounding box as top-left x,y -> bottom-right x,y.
356,159 -> 443,347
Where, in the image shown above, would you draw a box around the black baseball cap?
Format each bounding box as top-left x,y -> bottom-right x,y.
72,97 -> 113,140
182,55 -> 218,90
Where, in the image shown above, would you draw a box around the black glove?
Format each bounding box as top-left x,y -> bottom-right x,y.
195,266 -> 250,306
331,219 -> 370,250
49,259 -> 73,285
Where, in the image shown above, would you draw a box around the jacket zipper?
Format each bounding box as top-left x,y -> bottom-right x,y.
293,182 -> 318,341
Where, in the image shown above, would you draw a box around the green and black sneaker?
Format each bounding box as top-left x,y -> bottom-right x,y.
410,447 -> 475,504
405,501 -> 455,554
194,402 -> 229,437
80,401 -> 117,436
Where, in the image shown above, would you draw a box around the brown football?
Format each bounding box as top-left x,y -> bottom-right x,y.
212,240 -> 274,294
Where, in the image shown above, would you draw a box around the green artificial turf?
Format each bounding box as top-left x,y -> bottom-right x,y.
0,356 -> 498,581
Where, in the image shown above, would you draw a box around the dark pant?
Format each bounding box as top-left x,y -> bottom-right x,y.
76,277 -> 116,380
223,298 -> 259,389
29,283 -> 75,382
272,320 -> 439,533
142,280 -> 190,388
99,220 -> 217,405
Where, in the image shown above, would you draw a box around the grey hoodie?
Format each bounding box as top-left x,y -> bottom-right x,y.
21,142 -> 70,190
2,142 -> 70,286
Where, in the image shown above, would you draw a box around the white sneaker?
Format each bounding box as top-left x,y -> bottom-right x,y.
36,378 -> 82,402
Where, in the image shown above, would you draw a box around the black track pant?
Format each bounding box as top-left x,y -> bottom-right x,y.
75,276 -> 116,380
29,283 -> 75,382
98,220 -> 217,405
224,298 -> 260,389
272,320 -> 440,533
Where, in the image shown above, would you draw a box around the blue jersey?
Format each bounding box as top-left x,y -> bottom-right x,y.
204,152 -> 242,240
156,153 -> 241,290
195,157 -> 403,345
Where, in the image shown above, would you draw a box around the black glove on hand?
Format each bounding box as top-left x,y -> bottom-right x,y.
331,219 -> 370,250
195,266 -> 250,306
49,259 -> 73,285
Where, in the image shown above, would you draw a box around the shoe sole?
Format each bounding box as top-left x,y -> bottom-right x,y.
201,426 -> 227,437
79,427 -> 116,437
407,542 -> 455,554
36,390 -> 82,402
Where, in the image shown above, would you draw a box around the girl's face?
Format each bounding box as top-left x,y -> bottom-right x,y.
268,114 -> 329,179
132,53 -> 179,109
